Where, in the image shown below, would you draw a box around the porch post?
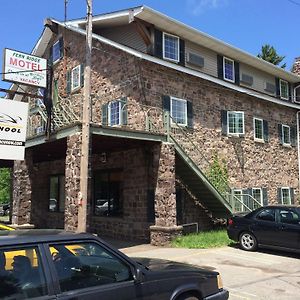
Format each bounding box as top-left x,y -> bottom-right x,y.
150,142 -> 182,245
64,133 -> 82,231
12,149 -> 33,226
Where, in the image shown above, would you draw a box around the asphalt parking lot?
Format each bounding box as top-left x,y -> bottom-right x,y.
116,242 -> 300,300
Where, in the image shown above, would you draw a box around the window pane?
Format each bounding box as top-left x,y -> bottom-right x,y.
59,176 -> 65,213
282,188 -> 291,205
280,81 -> 288,99
254,119 -> 263,140
52,41 -> 60,62
50,242 -> 132,292
228,112 -> 244,134
0,247 -> 48,298
252,188 -> 262,209
256,209 -> 275,222
49,175 -> 65,212
164,34 -> 179,61
279,209 -> 299,224
233,190 -> 242,212
224,58 -> 234,81
94,170 -> 123,216
109,101 -> 120,126
282,126 -> 290,144
71,66 -> 80,90
171,98 -> 187,125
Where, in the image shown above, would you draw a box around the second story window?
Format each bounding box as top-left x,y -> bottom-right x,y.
223,57 -> 235,82
108,101 -> 122,126
282,125 -> 291,145
227,111 -> 244,135
71,65 -> 81,91
170,97 -> 187,126
280,79 -> 289,100
51,38 -> 63,64
163,33 -> 179,62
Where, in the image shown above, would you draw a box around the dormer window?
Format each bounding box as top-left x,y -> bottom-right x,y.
163,33 -> 179,62
223,57 -> 235,82
280,79 -> 289,100
51,38 -> 64,64
294,85 -> 300,103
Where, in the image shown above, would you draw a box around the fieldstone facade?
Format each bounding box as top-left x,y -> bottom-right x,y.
11,21 -> 300,245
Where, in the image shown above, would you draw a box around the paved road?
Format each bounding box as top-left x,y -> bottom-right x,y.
119,243 -> 300,300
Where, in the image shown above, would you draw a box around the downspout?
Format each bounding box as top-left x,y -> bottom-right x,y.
297,111 -> 300,195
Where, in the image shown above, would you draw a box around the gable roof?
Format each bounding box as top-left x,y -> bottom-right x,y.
67,5 -> 300,84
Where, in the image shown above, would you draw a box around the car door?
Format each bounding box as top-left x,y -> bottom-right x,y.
46,241 -> 159,300
251,208 -> 279,246
0,244 -> 56,300
275,208 -> 300,250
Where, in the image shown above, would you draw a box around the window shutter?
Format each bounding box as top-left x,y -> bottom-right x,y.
154,29 -> 163,59
290,126 -> 297,147
147,189 -> 155,223
277,188 -> 282,204
66,70 -> 71,94
278,124 -> 283,145
179,39 -> 185,66
187,100 -> 193,129
102,103 -> 108,126
275,77 -> 280,98
217,55 -> 224,79
263,120 -> 269,143
59,37 -> 64,59
262,188 -> 268,206
234,61 -> 240,85
162,95 -> 171,111
120,97 -> 127,125
221,110 -> 228,135
80,64 -> 85,87
290,188 -> 295,204
288,82 -> 292,101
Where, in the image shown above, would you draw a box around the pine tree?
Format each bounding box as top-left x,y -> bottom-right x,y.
257,44 -> 286,69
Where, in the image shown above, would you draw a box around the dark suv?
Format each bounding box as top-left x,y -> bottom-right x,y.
0,230 -> 228,300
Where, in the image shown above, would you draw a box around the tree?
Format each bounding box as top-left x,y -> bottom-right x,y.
0,168 -> 11,204
257,44 -> 286,69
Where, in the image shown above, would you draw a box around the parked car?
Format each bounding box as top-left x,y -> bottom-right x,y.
0,203 -> 10,216
0,230 -> 228,300
227,205 -> 300,252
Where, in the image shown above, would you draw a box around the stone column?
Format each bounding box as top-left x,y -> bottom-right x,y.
150,143 -> 182,245
12,149 -> 33,226
64,133 -> 82,231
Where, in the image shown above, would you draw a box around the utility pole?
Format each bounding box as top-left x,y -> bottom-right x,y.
78,0 -> 92,232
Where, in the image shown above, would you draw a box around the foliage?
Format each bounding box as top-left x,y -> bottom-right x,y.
172,230 -> 231,249
257,44 -> 286,69
207,153 -> 228,196
0,168 -> 11,204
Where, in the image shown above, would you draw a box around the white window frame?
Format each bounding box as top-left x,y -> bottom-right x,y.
108,100 -> 122,126
163,32 -> 180,63
227,111 -> 245,136
71,65 -> 81,91
223,57 -> 235,83
252,188 -> 263,206
253,117 -> 264,142
52,40 -> 61,64
282,124 -> 291,146
281,187 -> 291,205
294,84 -> 300,103
279,79 -> 289,100
170,97 -> 187,126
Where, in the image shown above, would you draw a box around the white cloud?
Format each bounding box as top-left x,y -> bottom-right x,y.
186,0 -> 228,15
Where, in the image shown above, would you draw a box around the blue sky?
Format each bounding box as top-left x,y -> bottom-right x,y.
0,0 -> 299,94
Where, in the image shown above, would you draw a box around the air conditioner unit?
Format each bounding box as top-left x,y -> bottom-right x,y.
240,73 -> 253,86
187,52 -> 204,68
36,126 -> 45,134
264,82 -> 276,93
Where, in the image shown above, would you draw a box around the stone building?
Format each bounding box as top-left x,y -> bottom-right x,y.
7,6 -> 300,245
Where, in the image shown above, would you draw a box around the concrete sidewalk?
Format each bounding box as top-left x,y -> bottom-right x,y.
114,241 -> 300,300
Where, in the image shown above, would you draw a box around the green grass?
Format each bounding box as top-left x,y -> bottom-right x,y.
171,229 -> 232,249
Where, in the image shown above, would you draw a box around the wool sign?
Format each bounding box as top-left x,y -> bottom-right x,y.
0,99 -> 29,160
2,48 -> 47,88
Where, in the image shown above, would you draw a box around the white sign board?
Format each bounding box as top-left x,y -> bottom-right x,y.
0,99 -> 29,160
2,48 -> 47,88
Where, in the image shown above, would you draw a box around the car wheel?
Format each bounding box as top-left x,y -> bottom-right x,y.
239,232 -> 257,251
177,293 -> 200,300
4,210 -> 9,216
